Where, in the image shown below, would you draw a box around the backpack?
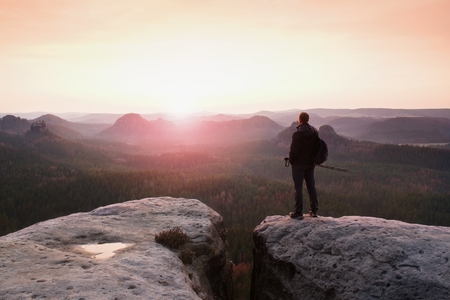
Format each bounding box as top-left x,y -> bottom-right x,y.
313,136 -> 328,165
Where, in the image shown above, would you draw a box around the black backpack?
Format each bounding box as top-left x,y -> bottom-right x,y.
313,134 -> 328,165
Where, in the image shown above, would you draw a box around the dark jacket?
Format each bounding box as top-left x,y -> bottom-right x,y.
289,123 -> 318,166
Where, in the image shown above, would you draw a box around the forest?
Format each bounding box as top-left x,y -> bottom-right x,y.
1,127 -> 450,299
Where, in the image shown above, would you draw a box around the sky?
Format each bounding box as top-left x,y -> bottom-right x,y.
1,0 -> 449,115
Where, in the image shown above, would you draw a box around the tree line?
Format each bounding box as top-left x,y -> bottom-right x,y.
1,130 -> 450,299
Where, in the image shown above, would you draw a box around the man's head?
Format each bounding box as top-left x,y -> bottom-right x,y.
298,112 -> 309,124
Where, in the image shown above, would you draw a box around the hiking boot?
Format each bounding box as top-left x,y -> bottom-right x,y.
289,212 -> 304,219
309,211 -> 318,218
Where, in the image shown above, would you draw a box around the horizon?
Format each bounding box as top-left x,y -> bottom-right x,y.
1,0 -> 450,114
3,107 -> 450,124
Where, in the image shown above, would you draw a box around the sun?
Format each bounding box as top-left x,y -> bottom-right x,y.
168,98 -> 195,116
95,37 -> 269,114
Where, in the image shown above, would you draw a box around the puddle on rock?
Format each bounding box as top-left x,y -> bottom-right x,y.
80,242 -> 133,259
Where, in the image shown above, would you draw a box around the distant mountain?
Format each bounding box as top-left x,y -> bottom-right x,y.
305,108 -> 450,119
181,115 -> 285,144
6,110 -> 450,146
274,122 -> 450,171
185,114 -> 243,123
71,113 -> 172,124
32,114 -> 111,139
69,112 -> 227,124
247,110 -> 301,127
97,113 -> 176,141
0,115 -> 30,134
68,113 -> 124,124
0,128 -> 127,173
97,114 -> 284,144
326,117 -> 382,138
275,122 -> 296,148
31,114 -> 84,139
7,108 -> 450,126
0,112 -> 48,119
238,110 -> 330,127
358,117 -> 450,144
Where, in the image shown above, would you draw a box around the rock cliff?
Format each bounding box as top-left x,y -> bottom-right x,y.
0,197 -> 233,300
252,215 -> 450,300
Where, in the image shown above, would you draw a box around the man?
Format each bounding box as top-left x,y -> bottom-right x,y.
288,112 -> 319,219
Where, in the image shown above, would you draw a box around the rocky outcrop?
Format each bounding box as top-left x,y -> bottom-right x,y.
252,215 -> 450,300
0,197 -> 233,300
0,115 -> 30,134
30,120 -> 47,133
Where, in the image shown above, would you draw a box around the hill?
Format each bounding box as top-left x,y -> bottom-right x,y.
0,127 -> 130,174
97,113 -> 284,145
234,108 -> 450,128
326,117 -> 380,138
180,115 -> 284,144
306,108 -> 450,119
32,114 -> 110,139
0,115 -> 30,134
358,117 -> 450,144
5,109 -> 450,146
97,113 -> 176,142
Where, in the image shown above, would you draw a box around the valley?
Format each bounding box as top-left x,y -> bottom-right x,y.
1,108 -> 450,299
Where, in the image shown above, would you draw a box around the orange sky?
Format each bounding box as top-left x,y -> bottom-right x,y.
1,0 -> 449,114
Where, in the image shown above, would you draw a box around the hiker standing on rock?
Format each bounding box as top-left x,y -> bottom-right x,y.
288,112 -> 319,219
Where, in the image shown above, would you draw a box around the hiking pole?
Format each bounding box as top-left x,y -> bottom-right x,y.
284,157 -> 349,172
315,164 -> 348,172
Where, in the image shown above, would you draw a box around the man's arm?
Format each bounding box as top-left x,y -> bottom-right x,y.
289,132 -> 300,163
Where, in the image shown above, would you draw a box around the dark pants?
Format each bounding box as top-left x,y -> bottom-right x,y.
292,164 -> 318,214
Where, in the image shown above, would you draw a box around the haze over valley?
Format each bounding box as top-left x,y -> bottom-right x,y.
2,108 -> 450,147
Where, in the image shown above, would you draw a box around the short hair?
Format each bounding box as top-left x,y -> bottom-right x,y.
298,112 -> 309,124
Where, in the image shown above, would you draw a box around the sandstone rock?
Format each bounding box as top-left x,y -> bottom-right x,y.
252,215 -> 450,300
0,197 -> 233,300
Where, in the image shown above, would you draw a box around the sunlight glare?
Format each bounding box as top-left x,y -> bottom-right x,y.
169,98 -> 194,115
87,36 -> 276,113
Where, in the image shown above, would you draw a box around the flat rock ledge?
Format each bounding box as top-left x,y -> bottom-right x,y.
251,215 -> 450,300
0,197 -> 233,300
